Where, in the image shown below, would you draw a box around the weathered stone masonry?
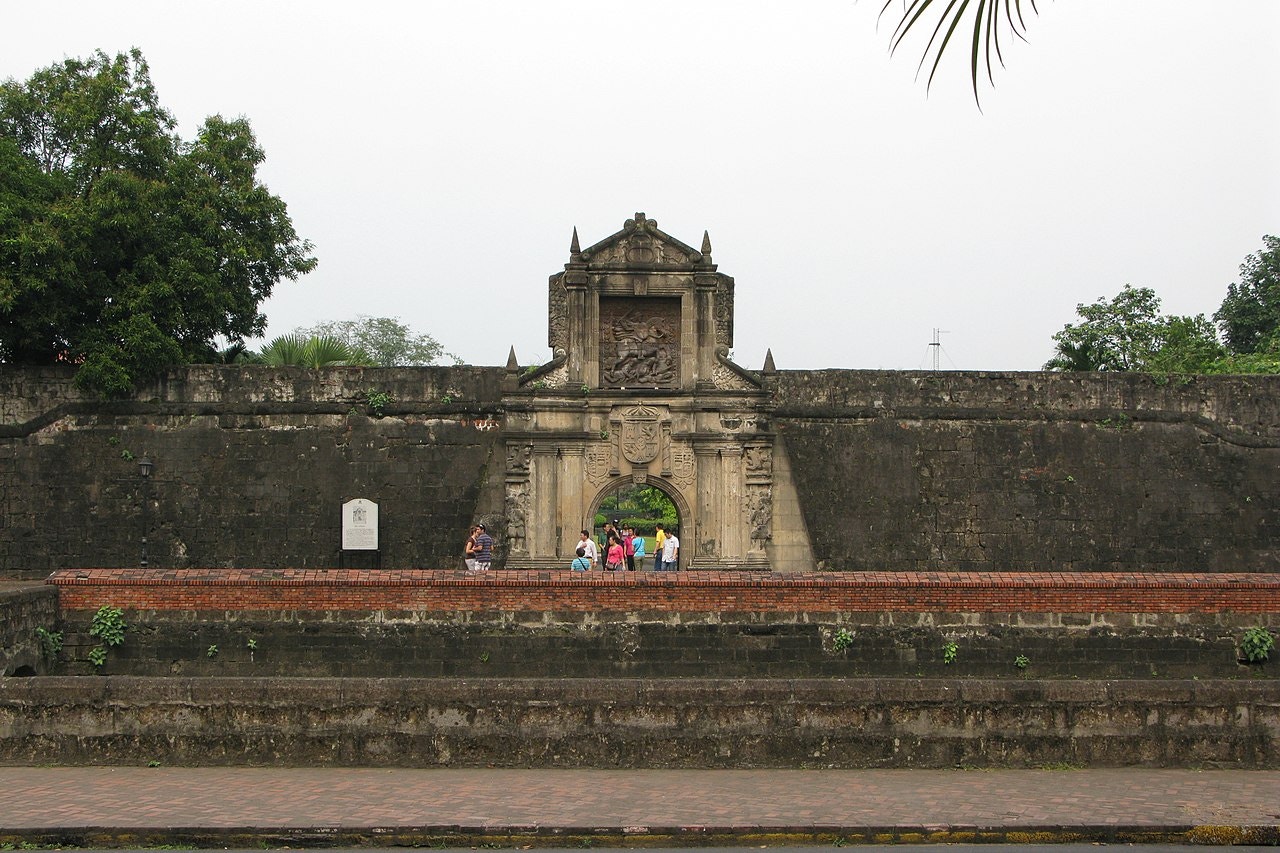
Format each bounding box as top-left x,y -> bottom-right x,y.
2,366 -> 1277,577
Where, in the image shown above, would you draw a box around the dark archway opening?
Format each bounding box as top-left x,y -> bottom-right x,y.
594,483 -> 680,544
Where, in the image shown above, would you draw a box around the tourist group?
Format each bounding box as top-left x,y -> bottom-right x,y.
462,521 -> 679,571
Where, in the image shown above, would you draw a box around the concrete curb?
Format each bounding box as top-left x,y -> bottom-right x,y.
4,823 -> 1280,848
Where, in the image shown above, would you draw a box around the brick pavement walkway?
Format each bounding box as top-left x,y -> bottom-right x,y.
2,768 -> 1279,846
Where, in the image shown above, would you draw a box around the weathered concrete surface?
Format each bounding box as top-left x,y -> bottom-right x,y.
0,584 -> 58,676
2,676 -> 1277,768
41,607 -> 1280,680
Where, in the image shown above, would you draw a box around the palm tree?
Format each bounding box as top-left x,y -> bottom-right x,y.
880,0 -> 1040,103
258,334 -> 372,367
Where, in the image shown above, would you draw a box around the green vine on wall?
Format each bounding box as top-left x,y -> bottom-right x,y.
88,605 -> 126,669
1242,626 -> 1274,663
362,389 -> 394,418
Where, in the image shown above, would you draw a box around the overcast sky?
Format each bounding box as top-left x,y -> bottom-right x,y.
5,1 -> 1279,371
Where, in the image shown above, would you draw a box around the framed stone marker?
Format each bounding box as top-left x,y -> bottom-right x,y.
342,498 -> 379,551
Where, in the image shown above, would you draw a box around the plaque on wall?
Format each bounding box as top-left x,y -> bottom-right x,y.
600,297 -> 680,388
341,498 -> 379,551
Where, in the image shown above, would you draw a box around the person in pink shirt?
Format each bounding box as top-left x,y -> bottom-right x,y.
605,535 -> 625,571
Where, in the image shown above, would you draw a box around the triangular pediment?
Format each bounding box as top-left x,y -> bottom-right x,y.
578,212 -> 703,268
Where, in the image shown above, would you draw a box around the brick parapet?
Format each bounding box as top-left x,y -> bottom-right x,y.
47,569 -> 1280,615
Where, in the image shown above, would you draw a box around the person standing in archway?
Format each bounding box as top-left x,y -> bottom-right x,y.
576,529 -> 598,569
605,533 -> 625,571
623,526 -> 636,571
662,527 -> 679,572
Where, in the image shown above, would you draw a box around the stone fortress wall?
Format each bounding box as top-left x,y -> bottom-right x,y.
2,364 -> 1277,577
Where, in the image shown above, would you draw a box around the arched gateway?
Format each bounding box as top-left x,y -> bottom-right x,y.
501,213 -> 777,570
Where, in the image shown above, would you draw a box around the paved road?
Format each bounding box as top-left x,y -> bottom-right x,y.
2,767 -> 1279,846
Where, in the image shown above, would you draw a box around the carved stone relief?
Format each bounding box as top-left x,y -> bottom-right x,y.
620,404 -> 661,464
714,281 -> 734,346
506,443 -> 532,474
746,486 -> 772,545
548,279 -> 568,352
600,297 -> 680,388
744,445 -> 773,480
506,482 -> 529,552
669,447 -> 695,487
585,219 -> 694,266
586,445 -> 612,485
712,363 -> 756,392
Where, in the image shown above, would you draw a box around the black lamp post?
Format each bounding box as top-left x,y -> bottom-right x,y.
138,457 -> 152,567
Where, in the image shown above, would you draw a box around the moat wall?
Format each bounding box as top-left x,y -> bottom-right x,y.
2,676 -> 1276,769
2,366 -> 1279,576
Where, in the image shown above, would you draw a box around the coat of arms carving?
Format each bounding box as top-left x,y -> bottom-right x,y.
620,405 -> 661,464
670,447 -> 695,487
586,445 -> 612,484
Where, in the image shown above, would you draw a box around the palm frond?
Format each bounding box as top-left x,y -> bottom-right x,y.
878,0 -> 1040,104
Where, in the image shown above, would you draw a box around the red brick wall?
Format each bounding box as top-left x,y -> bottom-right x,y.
48,568 -> 1280,614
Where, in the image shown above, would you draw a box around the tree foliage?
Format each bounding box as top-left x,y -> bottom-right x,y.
258,333 -> 371,367
1046,237 -> 1280,376
1045,285 -> 1172,372
1214,235 -> 1280,357
0,49 -> 316,395
293,315 -> 455,366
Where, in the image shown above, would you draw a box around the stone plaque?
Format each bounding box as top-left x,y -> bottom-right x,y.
600,297 -> 680,388
341,498 -> 379,550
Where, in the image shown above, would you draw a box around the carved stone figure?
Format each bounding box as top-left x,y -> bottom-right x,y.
600,298 -> 679,387
747,488 -> 773,545
505,483 -> 528,552
507,443 -> 532,473
744,445 -> 772,477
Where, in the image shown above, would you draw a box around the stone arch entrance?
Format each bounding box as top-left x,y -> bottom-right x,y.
499,213 -> 777,570
587,476 -> 690,544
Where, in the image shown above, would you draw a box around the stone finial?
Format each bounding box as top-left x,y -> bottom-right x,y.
570,227 -> 580,255
506,346 -> 519,371
762,349 -> 776,373
701,230 -> 713,256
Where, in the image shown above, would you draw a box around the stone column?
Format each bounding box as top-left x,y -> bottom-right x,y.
531,444 -> 559,561
693,272 -> 718,389
693,444 -> 720,565
557,445 -> 586,558
720,445 -> 745,560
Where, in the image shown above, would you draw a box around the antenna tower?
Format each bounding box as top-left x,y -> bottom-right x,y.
929,328 -> 950,371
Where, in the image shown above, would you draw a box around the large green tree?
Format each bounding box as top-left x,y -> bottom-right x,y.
1214,235 -> 1280,358
1045,285 -> 1224,373
293,315 -> 456,367
1046,237 -> 1280,375
0,49 -> 316,395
